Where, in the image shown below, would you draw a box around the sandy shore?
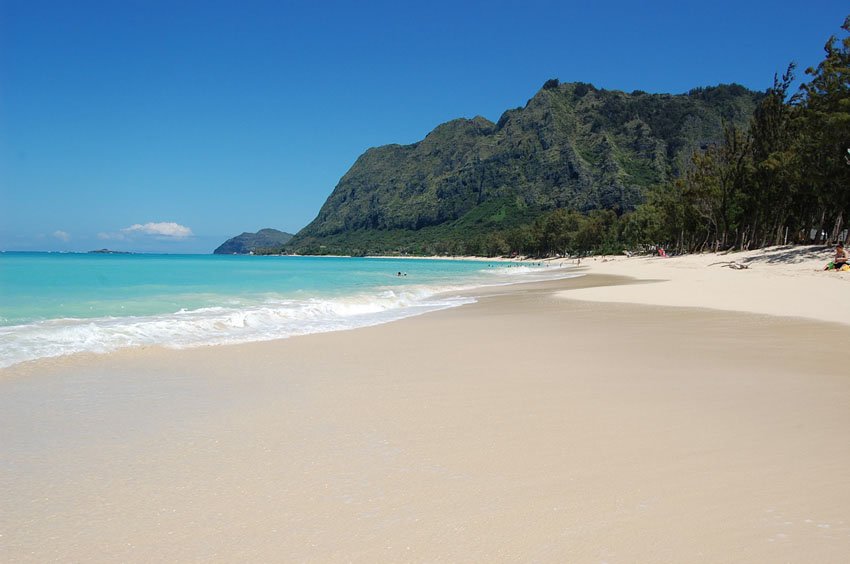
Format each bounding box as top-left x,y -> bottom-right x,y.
2,249 -> 850,562
560,245 -> 850,326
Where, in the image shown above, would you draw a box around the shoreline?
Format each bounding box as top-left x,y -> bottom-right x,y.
296,244 -> 850,326
2,251 -> 850,561
0,259 -> 577,372
4,243 -> 849,373
4,244 -> 849,374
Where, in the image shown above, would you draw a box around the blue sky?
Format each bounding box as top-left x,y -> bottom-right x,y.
1,0 -> 847,253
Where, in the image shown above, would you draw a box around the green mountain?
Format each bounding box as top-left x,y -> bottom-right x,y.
214,228 -> 294,254
287,81 -> 761,255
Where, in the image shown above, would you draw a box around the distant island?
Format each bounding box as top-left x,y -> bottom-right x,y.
213,228 -> 294,255
88,249 -> 134,254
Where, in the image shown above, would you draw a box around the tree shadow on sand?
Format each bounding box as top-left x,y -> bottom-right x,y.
729,245 -> 832,266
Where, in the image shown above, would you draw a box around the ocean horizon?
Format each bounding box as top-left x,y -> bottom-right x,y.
0,252 -> 576,368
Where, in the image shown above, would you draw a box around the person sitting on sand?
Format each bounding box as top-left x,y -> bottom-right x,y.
825,242 -> 849,271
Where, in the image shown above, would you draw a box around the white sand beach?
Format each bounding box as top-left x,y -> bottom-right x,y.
563,245 -> 850,325
2,247 -> 849,562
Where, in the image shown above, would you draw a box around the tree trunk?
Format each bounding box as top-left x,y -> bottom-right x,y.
831,211 -> 843,244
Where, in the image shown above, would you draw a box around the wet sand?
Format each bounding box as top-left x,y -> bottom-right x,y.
2,274 -> 849,562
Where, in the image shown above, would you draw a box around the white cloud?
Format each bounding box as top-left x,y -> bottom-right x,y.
121,222 -> 193,239
53,230 -> 71,242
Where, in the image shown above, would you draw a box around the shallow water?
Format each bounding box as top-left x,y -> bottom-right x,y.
0,253 -> 574,367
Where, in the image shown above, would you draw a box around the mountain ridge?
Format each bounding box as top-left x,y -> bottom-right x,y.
287,81 -> 762,255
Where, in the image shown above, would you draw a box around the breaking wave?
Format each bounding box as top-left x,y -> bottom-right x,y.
0,287 -> 477,369
0,261 -> 579,369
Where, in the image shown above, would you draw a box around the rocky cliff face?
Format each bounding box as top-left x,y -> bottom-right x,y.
290,81 -> 761,252
213,228 -> 294,254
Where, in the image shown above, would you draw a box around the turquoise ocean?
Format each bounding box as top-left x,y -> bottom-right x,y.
0,253 -> 575,368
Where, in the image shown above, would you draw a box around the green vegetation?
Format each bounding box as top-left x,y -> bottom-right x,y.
612,16 -> 850,253
279,80 -> 759,256
482,16 -> 850,257
272,16 -> 848,258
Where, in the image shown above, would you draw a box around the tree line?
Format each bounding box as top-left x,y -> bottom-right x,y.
501,16 -> 850,258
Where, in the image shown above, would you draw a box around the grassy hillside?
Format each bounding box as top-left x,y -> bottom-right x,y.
285,81 -> 761,255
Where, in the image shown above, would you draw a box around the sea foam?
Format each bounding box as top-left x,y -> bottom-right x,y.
0,258 -> 578,368
0,287 -> 479,368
